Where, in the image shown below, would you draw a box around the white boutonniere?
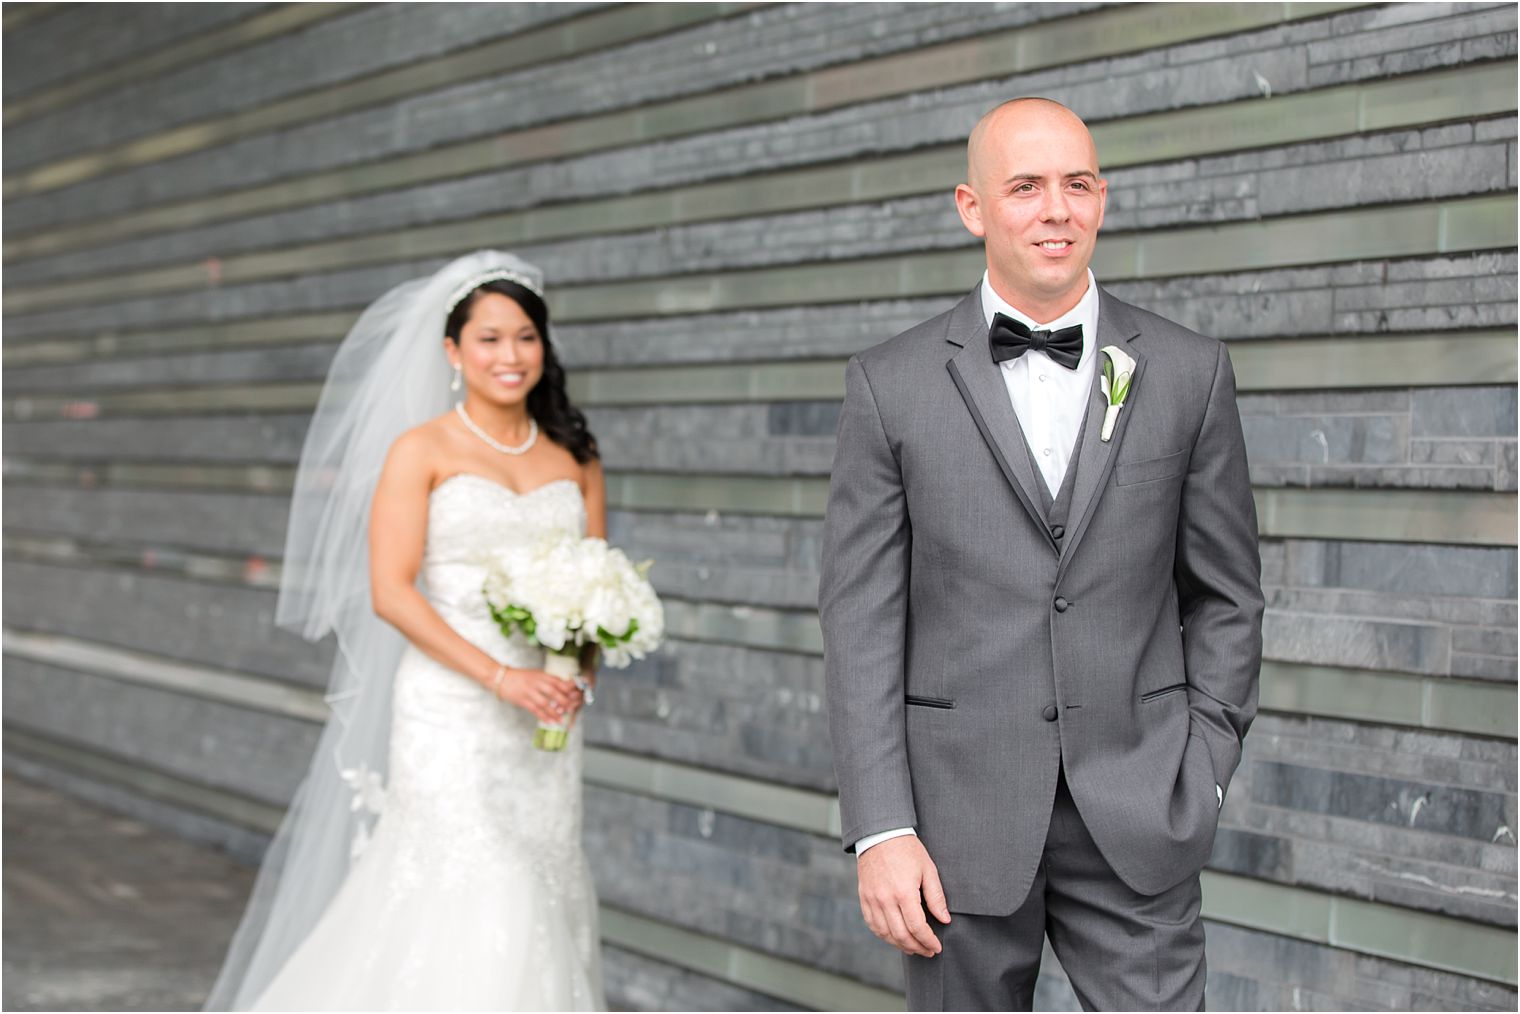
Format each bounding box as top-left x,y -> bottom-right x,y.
1099,345 -> 1136,442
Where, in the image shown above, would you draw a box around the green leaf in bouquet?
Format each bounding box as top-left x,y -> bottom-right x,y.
594,617 -> 639,649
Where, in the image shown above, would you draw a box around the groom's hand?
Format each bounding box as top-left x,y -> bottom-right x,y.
856,835 -> 951,957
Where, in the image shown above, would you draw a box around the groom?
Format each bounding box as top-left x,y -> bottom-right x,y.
819,98 -> 1264,1010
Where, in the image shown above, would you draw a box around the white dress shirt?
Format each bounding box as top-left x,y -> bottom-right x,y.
983,268 -> 1101,498
855,272 -> 1221,856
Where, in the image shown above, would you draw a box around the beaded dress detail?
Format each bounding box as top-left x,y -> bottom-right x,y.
252,475 -> 604,1011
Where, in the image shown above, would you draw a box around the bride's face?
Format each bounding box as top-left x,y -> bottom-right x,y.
446,293 -> 545,406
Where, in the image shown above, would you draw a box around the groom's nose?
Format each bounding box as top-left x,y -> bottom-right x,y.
1040,189 -> 1072,222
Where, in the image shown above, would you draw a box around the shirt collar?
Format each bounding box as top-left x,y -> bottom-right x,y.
980,269 -> 1100,367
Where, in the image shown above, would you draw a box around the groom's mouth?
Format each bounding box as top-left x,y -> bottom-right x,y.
1035,239 -> 1075,255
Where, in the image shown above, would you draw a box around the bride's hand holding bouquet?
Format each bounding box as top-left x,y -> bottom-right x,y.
483,530 -> 664,750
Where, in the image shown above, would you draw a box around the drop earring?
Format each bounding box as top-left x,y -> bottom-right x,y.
450,364 -> 462,393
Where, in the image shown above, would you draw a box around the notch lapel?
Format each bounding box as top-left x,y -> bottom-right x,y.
943,285 -> 1053,546
1057,288 -> 1146,572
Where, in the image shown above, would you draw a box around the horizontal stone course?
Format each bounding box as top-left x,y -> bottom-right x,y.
1,1 -> 1087,234
1207,919 -> 1516,1010
3,3 -> 592,172
2,657 -> 316,806
0,3 -> 268,101
1,560 -> 330,686
1220,713 -> 1517,926
8,3 -> 1512,241
9,122 -> 1517,305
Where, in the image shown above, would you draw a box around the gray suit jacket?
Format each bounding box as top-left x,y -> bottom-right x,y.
819,283 -> 1263,914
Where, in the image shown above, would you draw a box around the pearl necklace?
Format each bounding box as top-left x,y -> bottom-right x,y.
454,402 -> 538,455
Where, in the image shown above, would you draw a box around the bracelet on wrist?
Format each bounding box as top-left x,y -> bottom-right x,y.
490,664 -> 509,698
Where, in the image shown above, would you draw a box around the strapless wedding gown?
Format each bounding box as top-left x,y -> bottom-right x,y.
253,475 -> 605,1012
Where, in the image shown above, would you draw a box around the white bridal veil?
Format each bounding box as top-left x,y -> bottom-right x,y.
205,251 -> 546,1010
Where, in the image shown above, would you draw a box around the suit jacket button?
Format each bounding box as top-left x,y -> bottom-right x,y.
1050,525 -> 1065,540
1054,596 -> 1069,612
1041,704 -> 1058,722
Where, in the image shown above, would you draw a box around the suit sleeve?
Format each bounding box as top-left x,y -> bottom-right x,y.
819,355 -> 918,851
1175,341 -> 1264,794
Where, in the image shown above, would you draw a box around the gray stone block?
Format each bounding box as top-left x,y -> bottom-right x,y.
1,4 -> 268,101
1412,386 -> 1518,438
3,486 -> 289,557
583,639 -> 834,791
3,415 -> 311,463
2,560 -> 332,685
1241,413 -> 1409,466
1281,540 -> 1517,600
5,343 -> 338,392
1262,610 -> 1451,676
3,657 -> 316,806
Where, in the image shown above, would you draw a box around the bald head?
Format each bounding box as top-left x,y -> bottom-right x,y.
966,98 -> 1098,190
953,97 -> 1107,322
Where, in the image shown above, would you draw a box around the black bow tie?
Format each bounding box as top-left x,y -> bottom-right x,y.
988,313 -> 1084,371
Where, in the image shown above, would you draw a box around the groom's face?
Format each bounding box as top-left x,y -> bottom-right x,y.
955,101 -> 1107,321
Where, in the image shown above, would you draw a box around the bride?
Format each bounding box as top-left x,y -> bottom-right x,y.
207,251 -> 606,1011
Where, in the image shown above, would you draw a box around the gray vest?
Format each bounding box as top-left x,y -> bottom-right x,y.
1017,384 -> 1092,551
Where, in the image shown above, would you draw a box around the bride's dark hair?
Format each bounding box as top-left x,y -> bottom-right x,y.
445,280 -> 598,463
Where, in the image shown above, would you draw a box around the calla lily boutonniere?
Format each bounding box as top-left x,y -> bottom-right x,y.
1099,345 -> 1136,442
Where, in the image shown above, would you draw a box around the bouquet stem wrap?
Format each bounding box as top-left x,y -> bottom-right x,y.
534,649 -> 582,752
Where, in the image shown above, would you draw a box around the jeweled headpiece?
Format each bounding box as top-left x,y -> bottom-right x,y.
442,267 -> 544,316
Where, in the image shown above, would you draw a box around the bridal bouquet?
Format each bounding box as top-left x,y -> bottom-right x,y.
482,531 -> 664,750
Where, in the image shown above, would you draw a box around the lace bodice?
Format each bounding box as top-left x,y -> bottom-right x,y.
421,474 -> 588,666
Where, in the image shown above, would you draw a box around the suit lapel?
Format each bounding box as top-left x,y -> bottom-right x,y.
943,285 -> 1053,546
1058,288 -> 1146,572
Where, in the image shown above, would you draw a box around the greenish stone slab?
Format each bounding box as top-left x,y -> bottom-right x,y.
584,745 -> 841,838
600,907 -> 904,1012
1259,661 -> 1426,728
604,473 -> 831,517
1424,679 -> 1520,739
664,598 -> 825,655
1330,892 -> 1518,985
1201,870 -> 1333,942
1254,487 -> 1517,548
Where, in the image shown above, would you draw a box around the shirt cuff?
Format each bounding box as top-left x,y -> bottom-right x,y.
1217,784 -> 1223,808
855,827 -> 917,855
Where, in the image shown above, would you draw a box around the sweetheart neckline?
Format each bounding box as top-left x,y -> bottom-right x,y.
431,473 -> 582,500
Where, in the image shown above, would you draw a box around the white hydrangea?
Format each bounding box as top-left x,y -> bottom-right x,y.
481,530 -> 663,668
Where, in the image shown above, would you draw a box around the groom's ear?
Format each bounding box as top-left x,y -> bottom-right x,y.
954,182 -> 987,239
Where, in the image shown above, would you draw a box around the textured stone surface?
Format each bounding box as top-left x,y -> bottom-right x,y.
0,4 -> 269,101
584,639 -> 834,791
3,3 -> 592,171
1221,714 -> 1518,926
1,659 -> 316,807
4,3 -> 1516,1009
2,560 -> 330,685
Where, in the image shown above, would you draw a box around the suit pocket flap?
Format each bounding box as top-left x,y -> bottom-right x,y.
1115,449 -> 1187,486
905,694 -> 955,709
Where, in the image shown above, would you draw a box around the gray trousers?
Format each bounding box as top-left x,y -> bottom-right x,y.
905,772 -> 1206,1012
